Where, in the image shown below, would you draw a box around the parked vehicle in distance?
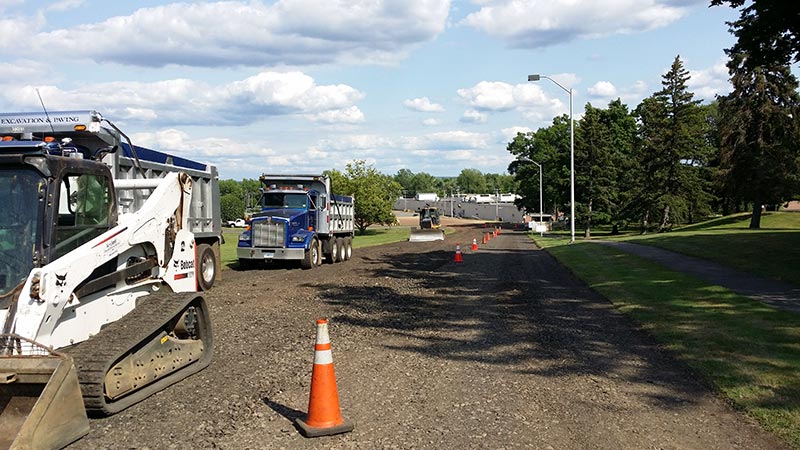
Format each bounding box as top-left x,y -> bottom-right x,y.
227,218 -> 247,227
415,192 -> 439,202
468,194 -> 494,203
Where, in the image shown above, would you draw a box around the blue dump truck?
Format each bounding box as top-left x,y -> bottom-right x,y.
236,174 -> 354,269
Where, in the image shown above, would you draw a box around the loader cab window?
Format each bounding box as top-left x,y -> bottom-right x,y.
0,169 -> 43,296
55,173 -> 111,259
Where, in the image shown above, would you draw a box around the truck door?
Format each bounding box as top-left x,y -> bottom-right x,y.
308,192 -> 317,231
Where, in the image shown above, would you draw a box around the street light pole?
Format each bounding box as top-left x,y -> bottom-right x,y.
528,74 -> 575,243
450,189 -> 454,217
495,188 -> 499,221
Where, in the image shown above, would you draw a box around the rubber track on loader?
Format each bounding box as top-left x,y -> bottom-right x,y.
67,291 -> 213,416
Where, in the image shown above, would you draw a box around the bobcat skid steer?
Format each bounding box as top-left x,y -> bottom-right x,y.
0,111 -> 214,450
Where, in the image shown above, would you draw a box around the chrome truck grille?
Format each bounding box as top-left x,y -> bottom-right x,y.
252,221 -> 286,247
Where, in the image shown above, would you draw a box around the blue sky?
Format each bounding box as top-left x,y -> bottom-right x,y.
0,0 -> 746,180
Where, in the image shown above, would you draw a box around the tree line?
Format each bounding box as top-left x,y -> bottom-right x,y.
510,0 -> 800,236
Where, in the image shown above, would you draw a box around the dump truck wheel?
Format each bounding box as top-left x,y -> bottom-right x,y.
301,238 -> 318,269
314,239 -> 324,266
343,237 -> 353,261
337,237 -> 347,262
327,238 -> 339,264
197,243 -> 216,290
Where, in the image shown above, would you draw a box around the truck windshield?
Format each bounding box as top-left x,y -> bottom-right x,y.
0,168 -> 43,296
262,193 -> 307,209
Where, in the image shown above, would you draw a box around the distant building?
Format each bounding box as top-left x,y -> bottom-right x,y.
784,201 -> 800,211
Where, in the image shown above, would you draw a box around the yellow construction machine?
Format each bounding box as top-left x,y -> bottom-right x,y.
409,206 -> 445,242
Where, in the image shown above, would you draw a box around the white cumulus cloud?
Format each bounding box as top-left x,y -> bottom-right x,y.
462,0 -> 689,48
0,71 -> 364,126
403,97 -> 445,112
3,0 -> 451,68
588,81 -> 618,97
688,58 -> 731,102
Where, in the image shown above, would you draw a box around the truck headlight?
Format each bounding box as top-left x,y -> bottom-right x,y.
239,230 -> 251,241
291,235 -> 305,243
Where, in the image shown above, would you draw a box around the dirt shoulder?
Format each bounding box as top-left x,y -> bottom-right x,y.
69,225 -> 789,450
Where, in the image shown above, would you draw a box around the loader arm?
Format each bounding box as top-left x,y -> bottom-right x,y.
9,172 -> 197,350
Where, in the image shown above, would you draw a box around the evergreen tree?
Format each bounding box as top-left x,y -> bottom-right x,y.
603,99 -> 639,233
575,103 -> 615,238
635,55 -> 714,231
558,99 -> 638,238
717,49 -> 800,228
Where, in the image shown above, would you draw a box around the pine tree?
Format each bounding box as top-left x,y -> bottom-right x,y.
717,49 -> 800,228
635,55 -> 714,231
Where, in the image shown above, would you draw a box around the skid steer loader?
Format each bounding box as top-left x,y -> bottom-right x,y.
409,206 -> 445,242
0,111 -> 215,449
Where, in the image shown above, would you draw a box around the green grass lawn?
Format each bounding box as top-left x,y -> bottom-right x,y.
605,212 -> 800,286
533,220 -> 800,448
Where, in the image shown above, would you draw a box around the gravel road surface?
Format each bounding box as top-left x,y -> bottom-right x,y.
68,224 -> 788,450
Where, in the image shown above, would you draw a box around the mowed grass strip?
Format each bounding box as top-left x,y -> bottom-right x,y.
535,237 -> 800,448
609,212 -> 800,286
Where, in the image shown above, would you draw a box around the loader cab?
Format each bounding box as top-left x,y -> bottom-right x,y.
418,206 -> 441,229
0,146 -> 117,298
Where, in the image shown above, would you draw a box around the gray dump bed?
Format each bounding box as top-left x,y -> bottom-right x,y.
0,110 -> 221,241
106,145 -> 221,240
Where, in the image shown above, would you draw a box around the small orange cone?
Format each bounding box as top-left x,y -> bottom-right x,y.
454,243 -> 463,262
471,238 -> 478,251
296,319 -> 354,438
482,234 -> 487,244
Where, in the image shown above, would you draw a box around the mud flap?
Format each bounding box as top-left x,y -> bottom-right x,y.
0,335 -> 89,450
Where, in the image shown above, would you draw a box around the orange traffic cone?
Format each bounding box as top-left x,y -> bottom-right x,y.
482,234 -> 487,244
296,319 -> 354,438
471,238 -> 478,251
454,243 -> 463,262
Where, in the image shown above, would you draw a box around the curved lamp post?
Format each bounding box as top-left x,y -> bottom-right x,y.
527,74 -> 575,243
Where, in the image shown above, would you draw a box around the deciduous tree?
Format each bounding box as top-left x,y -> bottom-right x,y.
330,161 -> 400,233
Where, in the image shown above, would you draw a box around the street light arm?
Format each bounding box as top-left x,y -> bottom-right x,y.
528,74 -> 570,95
